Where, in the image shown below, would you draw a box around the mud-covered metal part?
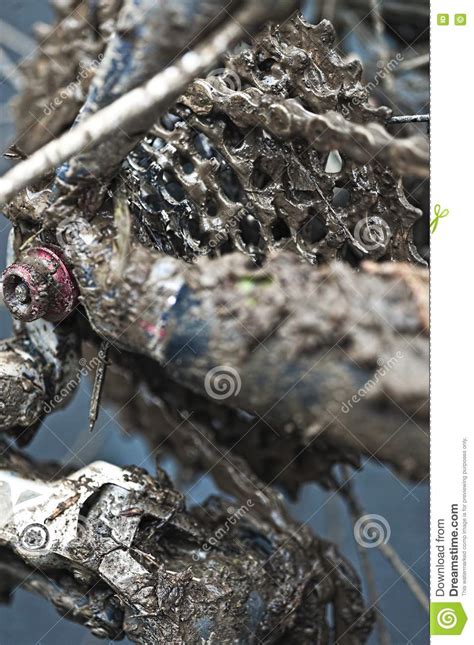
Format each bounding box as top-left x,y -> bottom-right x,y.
59,215 -> 428,482
6,10 -> 426,265
0,551 -> 125,639
57,215 -> 186,362
121,15 -> 426,265
101,338 -> 427,498
161,256 -> 428,482
0,448 -> 373,643
0,232 -> 81,440
0,336 -> 48,434
0,319 -> 81,441
2,245 -> 78,322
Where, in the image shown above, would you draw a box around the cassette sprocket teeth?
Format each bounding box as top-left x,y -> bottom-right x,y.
121,15 -> 425,266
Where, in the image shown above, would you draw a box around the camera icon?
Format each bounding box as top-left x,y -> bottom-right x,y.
455,14 -> 467,26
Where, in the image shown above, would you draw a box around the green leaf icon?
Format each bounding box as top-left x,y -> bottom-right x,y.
430,603 -> 468,636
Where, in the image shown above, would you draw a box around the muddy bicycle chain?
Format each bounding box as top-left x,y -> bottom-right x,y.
120,15 -> 424,266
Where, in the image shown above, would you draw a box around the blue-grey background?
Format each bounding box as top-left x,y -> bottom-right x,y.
0,2 -> 429,643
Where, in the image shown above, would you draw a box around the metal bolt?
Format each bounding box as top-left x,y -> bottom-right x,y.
19,523 -> 50,551
1,245 -> 78,322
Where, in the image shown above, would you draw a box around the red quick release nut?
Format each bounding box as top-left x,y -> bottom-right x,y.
1,245 -> 78,322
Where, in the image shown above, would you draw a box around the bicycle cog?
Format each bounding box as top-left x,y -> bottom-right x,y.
121,15 -> 424,265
